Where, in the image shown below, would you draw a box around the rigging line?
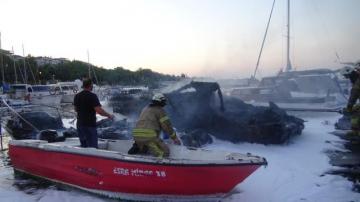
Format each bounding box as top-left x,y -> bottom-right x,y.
253,0 -> 276,78
22,44 -> 27,84
1,98 -> 40,132
14,61 -> 25,83
11,47 -> 18,83
33,103 -> 76,115
87,50 -> 91,79
26,60 -> 37,84
87,50 -> 99,85
92,65 -> 99,85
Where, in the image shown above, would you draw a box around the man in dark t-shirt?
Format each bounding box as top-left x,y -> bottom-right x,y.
74,78 -> 114,148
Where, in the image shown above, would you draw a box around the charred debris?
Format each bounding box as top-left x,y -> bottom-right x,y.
2,106 -> 131,142
2,80 -> 305,147
109,80 -> 305,145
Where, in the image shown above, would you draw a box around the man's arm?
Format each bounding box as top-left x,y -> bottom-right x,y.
92,93 -> 114,119
158,109 -> 181,145
95,106 -> 114,119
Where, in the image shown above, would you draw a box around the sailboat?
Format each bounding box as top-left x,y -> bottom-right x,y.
13,46 -> 62,106
0,37 -> 62,107
230,0 -> 347,110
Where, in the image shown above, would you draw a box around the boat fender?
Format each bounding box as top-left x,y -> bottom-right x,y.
73,88 -> 78,94
49,88 -> 57,95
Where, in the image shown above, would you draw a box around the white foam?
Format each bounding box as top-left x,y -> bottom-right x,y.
1,112 -> 360,201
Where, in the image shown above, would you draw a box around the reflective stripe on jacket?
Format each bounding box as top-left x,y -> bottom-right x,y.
132,128 -> 157,138
132,105 -> 176,138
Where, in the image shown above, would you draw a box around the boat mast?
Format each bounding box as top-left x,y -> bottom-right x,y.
12,46 -> 17,83
0,32 -> 4,84
87,49 -> 91,79
22,43 -> 27,83
87,50 -> 99,84
285,0 -> 292,72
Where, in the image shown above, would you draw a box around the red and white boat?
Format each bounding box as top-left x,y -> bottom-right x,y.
9,138 -> 267,200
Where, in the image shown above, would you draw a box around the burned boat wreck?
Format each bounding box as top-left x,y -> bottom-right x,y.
110,81 -> 305,145
165,81 -> 304,144
4,110 -> 64,140
3,81 -> 304,146
3,108 -> 131,141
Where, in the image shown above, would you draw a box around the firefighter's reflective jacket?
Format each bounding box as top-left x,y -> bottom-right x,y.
132,105 -> 176,139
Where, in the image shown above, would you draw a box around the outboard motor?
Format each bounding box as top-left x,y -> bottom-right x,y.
38,130 -> 65,143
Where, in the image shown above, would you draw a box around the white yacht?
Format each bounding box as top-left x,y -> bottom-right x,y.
8,84 -> 62,106
31,85 -> 62,105
51,81 -> 81,103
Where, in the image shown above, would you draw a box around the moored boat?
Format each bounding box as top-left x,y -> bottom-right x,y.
7,84 -> 62,106
9,138 -> 267,200
31,85 -> 63,105
51,82 -> 80,103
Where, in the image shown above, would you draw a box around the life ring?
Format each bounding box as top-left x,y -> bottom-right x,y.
49,88 -> 56,95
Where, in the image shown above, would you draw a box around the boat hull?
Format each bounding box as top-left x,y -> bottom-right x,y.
30,94 -> 62,106
61,94 -> 75,103
9,144 -> 261,197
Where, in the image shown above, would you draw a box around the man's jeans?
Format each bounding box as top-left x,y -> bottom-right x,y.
77,126 -> 98,148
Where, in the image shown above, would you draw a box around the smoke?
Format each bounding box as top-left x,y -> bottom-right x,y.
160,78 -> 192,94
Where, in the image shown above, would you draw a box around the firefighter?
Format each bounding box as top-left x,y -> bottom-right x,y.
132,93 -> 181,158
341,61 -> 360,136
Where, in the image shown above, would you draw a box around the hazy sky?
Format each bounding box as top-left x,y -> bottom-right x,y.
0,0 -> 359,78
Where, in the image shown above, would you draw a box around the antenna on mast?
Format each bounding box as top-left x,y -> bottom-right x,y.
285,0 -> 292,72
